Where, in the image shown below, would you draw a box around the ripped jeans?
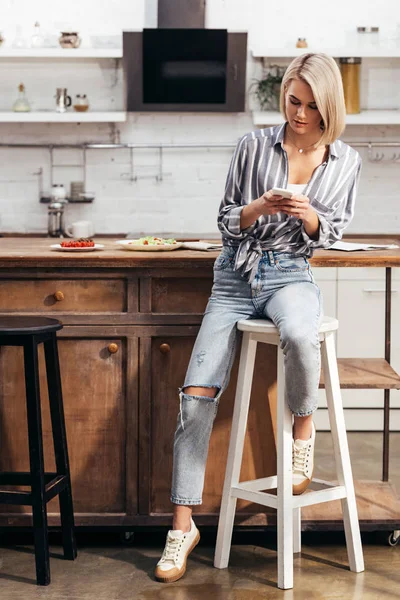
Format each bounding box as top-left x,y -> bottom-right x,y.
171,246 -> 323,505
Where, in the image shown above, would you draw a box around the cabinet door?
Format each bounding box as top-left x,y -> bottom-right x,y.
0,328 -> 138,526
139,326 -> 278,525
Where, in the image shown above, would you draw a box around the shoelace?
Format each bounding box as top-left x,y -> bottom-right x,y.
161,534 -> 185,564
292,445 -> 308,474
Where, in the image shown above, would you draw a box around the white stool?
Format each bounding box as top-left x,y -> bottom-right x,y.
214,316 -> 364,590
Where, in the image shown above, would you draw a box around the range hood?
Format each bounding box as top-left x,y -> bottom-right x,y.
146,0 -> 207,29
123,0 -> 247,112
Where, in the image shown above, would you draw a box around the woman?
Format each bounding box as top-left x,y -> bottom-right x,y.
155,53 -> 362,583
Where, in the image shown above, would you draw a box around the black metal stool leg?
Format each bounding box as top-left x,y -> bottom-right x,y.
23,336 -> 50,586
44,333 -> 77,561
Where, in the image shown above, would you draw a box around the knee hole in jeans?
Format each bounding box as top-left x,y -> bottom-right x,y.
183,386 -> 218,399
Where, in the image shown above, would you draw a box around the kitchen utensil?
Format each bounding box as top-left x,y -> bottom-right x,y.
115,239 -> 183,252
48,200 -> 67,237
65,220 -> 94,238
50,243 -> 104,252
55,88 -> 72,113
70,181 -> 85,200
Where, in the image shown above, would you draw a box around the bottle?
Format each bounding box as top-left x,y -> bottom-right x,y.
73,94 -> 89,112
12,25 -> 27,49
13,83 -> 31,112
31,21 -> 44,48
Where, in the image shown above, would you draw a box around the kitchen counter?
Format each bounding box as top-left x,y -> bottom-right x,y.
0,236 -> 400,268
0,235 -> 399,533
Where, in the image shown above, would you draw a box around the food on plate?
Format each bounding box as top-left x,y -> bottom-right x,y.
127,236 -> 177,246
60,238 -> 95,248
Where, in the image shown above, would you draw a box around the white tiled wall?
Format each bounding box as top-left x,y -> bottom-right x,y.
0,1 -> 399,236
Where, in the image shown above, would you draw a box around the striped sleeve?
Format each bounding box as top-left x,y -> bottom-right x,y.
217,135 -> 257,239
301,155 -> 362,249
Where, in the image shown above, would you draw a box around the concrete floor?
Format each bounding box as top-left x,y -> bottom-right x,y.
0,433 -> 399,599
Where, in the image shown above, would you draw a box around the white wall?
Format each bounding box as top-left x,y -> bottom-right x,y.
0,0 -> 399,236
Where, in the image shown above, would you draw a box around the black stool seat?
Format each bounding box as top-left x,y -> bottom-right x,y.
0,314 -> 77,585
0,316 -> 62,335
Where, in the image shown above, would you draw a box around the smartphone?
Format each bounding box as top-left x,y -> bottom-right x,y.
270,187 -> 293,199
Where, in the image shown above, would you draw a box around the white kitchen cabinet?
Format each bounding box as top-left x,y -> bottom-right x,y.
315,267 -> 400,431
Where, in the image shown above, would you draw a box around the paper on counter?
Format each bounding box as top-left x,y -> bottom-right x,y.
181,241 -> 223,251
328,241 -> 399,252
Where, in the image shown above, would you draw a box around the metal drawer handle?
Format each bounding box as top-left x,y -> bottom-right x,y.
363,289 -> 398,293
54,291 -> 65,302
159,343 -> 171,354
108,343 -> 119,354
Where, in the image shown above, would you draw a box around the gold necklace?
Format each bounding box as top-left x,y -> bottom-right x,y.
286,127 -> 322,154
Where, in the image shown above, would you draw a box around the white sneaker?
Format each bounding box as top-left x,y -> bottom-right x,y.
155,517 -> 200,583
292,421 -> 315,495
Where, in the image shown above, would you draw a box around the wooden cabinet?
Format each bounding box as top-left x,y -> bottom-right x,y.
0,326 -> 138,526
0,278 -> 128,313
0,266 -> 281,527
139,327 -> 278,525
1,256 -> 398,528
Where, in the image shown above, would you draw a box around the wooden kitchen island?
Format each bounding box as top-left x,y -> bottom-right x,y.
0,237 -> 399,534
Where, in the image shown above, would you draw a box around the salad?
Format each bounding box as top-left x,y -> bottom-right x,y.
128,236 -> 177,246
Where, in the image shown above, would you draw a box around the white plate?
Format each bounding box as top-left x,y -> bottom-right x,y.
115,240 -> 183,252
50,243 -> 105,252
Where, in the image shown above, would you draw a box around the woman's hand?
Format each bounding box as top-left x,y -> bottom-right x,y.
277,194 -> 311,220
255,190 -> 293,216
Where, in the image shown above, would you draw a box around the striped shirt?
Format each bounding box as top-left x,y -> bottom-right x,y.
217,122 -> 362,282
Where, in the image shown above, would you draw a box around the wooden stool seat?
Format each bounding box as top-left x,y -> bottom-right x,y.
214,316 -> 364,589
0,316 -> 62,336
0,316 -> 77,585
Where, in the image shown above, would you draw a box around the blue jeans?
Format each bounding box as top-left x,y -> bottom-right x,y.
171,246 -> 323,505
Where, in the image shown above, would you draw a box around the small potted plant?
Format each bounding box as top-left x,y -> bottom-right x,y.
253,65 -> 286,111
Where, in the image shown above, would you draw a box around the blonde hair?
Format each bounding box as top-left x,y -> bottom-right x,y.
279,53 -> 346,145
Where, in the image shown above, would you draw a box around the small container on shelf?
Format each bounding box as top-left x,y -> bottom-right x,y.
296,38 -> 308,48
50,184 -> 67,202
0,32 -> 4,47
31,21 -> 45,48
73,94 -> 89,112
340,57 -> 361,114
13,83 -> 31,112
59,32 -> 81,49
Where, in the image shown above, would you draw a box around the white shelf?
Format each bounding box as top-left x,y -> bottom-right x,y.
253,110 -> 400,126
252,46 -> 400,59
0,111 -> 127,123
0,48 -> 122,58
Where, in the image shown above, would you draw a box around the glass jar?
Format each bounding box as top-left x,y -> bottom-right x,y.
50,184 -> 67,201
13,83 -> 31,112
356,26 -> 379,49
73,94 -> 89,112
340,57 -> 361,114
296,38 -> 308,48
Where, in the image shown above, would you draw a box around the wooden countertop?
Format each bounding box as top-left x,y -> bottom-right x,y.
0,236 -> 400,269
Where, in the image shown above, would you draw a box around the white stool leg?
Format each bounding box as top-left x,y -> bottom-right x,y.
214,332 -> 258,569
277,346 -> 294,589
321,332 -> 364,573
293,508 -> 301,554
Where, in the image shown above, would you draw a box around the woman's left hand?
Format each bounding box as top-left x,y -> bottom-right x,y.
278,194 -> 312,220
